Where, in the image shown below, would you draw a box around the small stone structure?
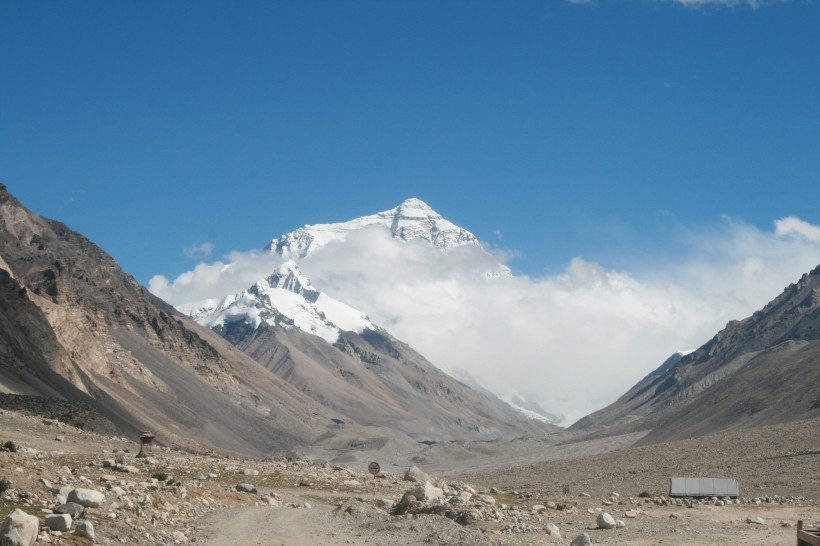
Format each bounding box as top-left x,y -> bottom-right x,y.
137,431 -> 155,457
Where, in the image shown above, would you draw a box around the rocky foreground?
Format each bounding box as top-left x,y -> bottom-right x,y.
1,409 -> 819,545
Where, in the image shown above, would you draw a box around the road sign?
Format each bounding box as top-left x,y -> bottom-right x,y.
368,461 -> 381,476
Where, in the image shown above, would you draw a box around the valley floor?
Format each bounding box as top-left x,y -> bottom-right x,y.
1,409 -> 817,545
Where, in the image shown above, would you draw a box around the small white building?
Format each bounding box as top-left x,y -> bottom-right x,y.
669,477 -> 739,498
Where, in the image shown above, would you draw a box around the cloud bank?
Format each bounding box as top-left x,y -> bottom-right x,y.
183,241 -> 215,260
150,216 -> 820,425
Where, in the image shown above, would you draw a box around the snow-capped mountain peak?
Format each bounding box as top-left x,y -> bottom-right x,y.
178,260 -> 373,344
252,260 -> 319,302
266,197 -> 478,260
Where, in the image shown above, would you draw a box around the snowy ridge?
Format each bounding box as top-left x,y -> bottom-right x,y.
178,261 -> 374,344
267,197 -> 479,259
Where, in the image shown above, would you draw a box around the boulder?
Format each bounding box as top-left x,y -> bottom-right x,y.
411,481 -> 444,502
56,486 -> 72,505
236,483 -> 257,494
596,511 -> 616,529
259,494 -> 281,507
0,508 -> 39,546
45,513 -> 72,532
476,494 -> 496,505
109,486 -> 126,497
404,466 -> 432,484
545,522 -> 561,539
67,488 -> 105,508
75,521 -> 95,541
54,502 -> 84,518
376,498 -> 395,510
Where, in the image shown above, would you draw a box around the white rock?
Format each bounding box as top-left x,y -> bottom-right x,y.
67,488 -> 105,508
412,481 -> 444,502
259,495 -> 281,507
476,494 -> 496,505
376,498 -> 395,509
56,486 -> 72,505
45,514 -> 72,532
236,483 -> 257,494
569,533 -> 592,546
404,466 -> 432,484
746,516 -> 766,525
75,521 -> 95,541
242,469 -> 259,476
545,522 -> 561,538
615,519 -> 626,529
596,511 -> 616,529
0,508 -> 40,546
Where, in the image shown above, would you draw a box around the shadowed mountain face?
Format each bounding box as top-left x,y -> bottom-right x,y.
572,265 -> 820,443
233,324 -> 557,442
0,185 -> 553,457
0,184 -> 331,455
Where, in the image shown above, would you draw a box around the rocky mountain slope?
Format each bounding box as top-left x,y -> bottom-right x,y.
0,184 -> 339,455
235,324 -> 553,443
572,265 -> 820,442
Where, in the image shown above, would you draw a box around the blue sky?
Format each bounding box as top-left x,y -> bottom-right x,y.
3,1 -> 818,285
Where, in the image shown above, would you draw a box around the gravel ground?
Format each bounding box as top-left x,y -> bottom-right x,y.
1,409 -> 818,545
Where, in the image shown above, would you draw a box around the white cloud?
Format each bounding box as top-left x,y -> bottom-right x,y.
149,250 -> 284,305
775,216 -> 820,243
150,217 -> 820,425
183,241 -> 216,260
673,0 -> 790,7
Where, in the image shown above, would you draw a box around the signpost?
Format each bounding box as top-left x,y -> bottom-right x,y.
368,461 -> 380,498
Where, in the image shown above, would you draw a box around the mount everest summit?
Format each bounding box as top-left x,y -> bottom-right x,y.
179,197 -> 501,348
267,197 -> 483,259
176,198 -> 555,423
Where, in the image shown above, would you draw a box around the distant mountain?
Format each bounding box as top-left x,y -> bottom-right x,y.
267,197 -> 483,259
179,260 -> 374,345
183,199 -> 557,430
572,265 -> 820,443
181,249 -> 556,440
